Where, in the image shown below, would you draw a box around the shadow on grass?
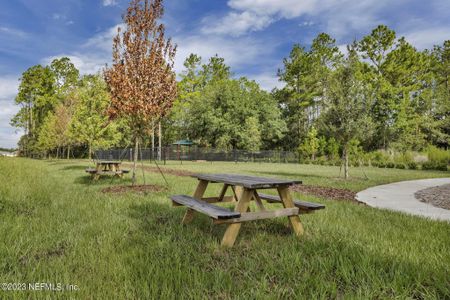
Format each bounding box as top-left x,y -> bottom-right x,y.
125,201 -> 450,298
128,201 -> 297,248
253,170 -> 366,182
251,170 -> 332,180
73,175 -> 134,186
61,165 -> 89,171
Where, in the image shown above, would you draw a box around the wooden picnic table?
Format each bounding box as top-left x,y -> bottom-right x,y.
96,161 -> 122,172
85,161 -> 129,180
170,173 -> 325,247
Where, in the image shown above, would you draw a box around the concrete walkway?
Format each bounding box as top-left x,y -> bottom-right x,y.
356,178 -> 450,222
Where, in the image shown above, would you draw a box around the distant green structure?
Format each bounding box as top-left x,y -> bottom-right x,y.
172,140 -> 194,161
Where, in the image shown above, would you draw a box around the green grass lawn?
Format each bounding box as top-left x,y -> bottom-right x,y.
0,157 -> 449,299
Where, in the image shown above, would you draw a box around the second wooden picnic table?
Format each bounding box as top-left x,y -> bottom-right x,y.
96,160 -> 122,172
85,161 -> 130,180
171,173 -> 325,247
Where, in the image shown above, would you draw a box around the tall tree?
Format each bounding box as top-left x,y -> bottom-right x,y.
430,40 -> 450,148
276,33 -> 341,150
104,0 -> 177,184
276,45 -> 314,149
11,65 -> 57,154
357,25 -> 397,149
70,75 -> 121,159
321,48 -> 373,179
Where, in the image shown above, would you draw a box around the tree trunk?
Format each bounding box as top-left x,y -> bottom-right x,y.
343,146 -> 349,179
132,137 -> 139,186
158,121 -> 162,161
151,123 -> 155,160
67,145 -> 70,160
88,143 -> 92,160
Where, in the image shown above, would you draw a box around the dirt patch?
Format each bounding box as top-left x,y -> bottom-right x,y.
102,184 -> 168,194
123,163 -> 195,177
415,184 -> 450,210
290,184 -> 360,203
19,242 -> 67,266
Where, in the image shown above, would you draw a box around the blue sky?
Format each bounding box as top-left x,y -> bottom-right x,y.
1,0 -> 449,148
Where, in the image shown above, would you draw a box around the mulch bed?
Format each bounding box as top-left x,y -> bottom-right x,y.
290,184 -> 360,203
124,163 -> 195,177
415,184 -> 450,210
102,184 -> 168,194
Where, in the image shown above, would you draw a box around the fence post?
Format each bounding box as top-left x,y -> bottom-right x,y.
163,147 -> 166,165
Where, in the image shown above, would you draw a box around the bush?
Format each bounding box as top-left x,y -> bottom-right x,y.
386,162 -> 395,168
422,161 -> 448,171
407,161 -> 418,170
396,163 -> 406,169
427,145 -> 450,164
378,162 -> 386,168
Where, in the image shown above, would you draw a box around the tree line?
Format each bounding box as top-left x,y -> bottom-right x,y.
10,25 -> 449,176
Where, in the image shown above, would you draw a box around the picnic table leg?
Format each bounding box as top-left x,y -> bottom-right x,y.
231,186 -> 251,212
221,188 -> 254,247
182,180 -> 208,224
277,186 -> 304,236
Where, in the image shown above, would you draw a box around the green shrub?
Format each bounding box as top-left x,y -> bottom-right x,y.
422,161 -> 448,171
386,162 -> 395,168
396,164 -> 406,169
378,162 -> 386,168
407,161 -> 418,170
427,145 -> 450,164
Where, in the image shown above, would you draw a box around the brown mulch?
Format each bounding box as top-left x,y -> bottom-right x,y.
290,184 -> 360,203
415,184 -> 450,210
102,184 -> 168,194
123,163 -> 195,177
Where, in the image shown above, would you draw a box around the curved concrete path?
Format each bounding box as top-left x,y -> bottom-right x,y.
356,178 -> 450,222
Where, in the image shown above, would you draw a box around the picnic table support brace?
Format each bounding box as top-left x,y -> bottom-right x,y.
182,180 -> 208,224
221,188 -> 254,247
277,186 -> 304,236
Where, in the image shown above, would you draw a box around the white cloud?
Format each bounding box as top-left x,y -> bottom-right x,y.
228,0 -> 320,19
404,27 -> 450,50
102,0 -> 118,7
245,72 -> 284,91
41,54 -> 107,75
83,24 -> 123,52
0,131 -> 22,149
0,76 -> 19,102
203,0 -> 391,38
300,21 -> 315,27
0,26 -> 27,38
173,34 -> 277,74
202,11 -> 274,37
0,76 -> 21,148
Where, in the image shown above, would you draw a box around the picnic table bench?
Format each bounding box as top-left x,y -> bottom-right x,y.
170,173 -> 325,247
85,161 -> 130,180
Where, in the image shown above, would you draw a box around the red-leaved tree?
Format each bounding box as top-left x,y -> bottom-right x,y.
105,0 -> 177,184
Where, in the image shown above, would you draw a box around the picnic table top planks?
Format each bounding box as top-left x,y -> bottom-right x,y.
96,161 -> 121,165
192,173 -> 302,189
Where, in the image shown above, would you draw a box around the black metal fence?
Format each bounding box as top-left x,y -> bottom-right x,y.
95,147 -> 301,164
